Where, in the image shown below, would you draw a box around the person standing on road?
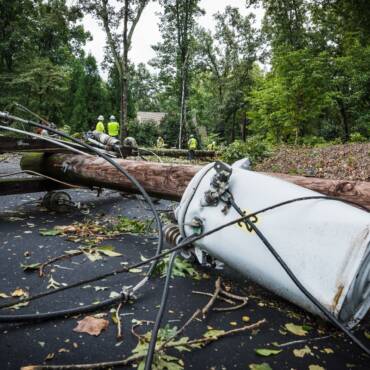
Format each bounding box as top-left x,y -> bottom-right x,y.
95,115 -> 105,133
107,115 -> 120,139
187,134 -> 198,160
157,136 -> 165,148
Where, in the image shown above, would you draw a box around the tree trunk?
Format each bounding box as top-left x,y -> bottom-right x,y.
20,153 -> 370,208
120,0 -> 130,144
339,102 -> 350,142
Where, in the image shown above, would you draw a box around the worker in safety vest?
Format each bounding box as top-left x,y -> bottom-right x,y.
157,136 -> 164,148
207,141 -> 216,151
96,115 -> 105,133
187,134 -> 198,160
107,115 -> 120,138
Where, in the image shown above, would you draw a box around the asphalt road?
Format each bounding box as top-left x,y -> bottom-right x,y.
0,157 -> 369,370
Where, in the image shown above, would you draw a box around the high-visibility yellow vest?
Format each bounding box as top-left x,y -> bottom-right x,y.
157,137 -> 164,148
108,121 -> 120,137
96,121 -> 105,133
188,137 -> 197,150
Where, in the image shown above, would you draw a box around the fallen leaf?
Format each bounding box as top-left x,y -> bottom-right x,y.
73,316 -> 109,336
242,316 -> 250,322
203,329 -> 225,338
39,228 -> 61,236
10,301 -> 29,310
44,353 -> 55,361
47,275 -> 61,290
97,245 -> 122,257
249,363 -> 272,370
293,345 -> 312,358
255,348 -> 282,357
365,331 -> 370,340
308,365 -> 325,370
129,268 -> 142,273
285,323 -> 309,336
20,263 -> 41,271
11,288 -> 28,297
109,291 -> 121,299
323,348 -> 334,354
0,292 -> 9,298
58,348 -> 70,353
229,321 -> 238,326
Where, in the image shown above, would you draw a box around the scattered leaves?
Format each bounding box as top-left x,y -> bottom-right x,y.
73,316 -> 109,336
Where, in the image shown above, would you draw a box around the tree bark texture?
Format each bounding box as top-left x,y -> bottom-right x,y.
20,153 -> 370,207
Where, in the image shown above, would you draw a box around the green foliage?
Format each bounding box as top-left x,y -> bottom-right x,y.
114,216 -> 150,234
301,136 -> 327,147
132,324 -> 190,370
221,137 -> 270,165
127,120 -> 159,147
350,132 -> 367,143
153,254 -> 201,279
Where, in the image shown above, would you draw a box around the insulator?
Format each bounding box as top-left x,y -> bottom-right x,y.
163,223 -> 183,246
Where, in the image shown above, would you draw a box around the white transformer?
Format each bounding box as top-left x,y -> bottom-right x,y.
176,160 -> 370,327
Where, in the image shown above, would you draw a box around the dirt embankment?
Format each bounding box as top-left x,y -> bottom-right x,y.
255,143 -> 370,181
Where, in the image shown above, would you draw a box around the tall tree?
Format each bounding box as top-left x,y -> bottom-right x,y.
152,0 -> 202,148
80,0 -> 149,143
195,7 -> 260,141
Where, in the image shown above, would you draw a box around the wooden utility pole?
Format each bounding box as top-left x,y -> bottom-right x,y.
20,153 -> 370,207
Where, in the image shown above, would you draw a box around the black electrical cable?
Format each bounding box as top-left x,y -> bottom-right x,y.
0,295 -> 127,323
0,195 -> 367,314
0,112 -> 163,319
228,193 -> 370,356
144,251 -> 179,370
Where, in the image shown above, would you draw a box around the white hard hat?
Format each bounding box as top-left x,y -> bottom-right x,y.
110,115 -> 116,121
98,115 -> 104,121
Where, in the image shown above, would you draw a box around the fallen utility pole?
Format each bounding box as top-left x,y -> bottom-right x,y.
20,153 -> 370,207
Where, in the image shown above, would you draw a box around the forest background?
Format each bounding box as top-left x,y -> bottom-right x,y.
1,0 -> 369,153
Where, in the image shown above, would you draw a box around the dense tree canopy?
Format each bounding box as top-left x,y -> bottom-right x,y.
0,0 -> 368,146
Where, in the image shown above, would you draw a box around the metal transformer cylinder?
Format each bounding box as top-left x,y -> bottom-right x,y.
175,161 -> 370,327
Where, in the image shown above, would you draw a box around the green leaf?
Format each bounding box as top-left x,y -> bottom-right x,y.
284,323 -> 309,336
39,228 -> 61,236
249,363 -> 273,370
255,348 -> 282,357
